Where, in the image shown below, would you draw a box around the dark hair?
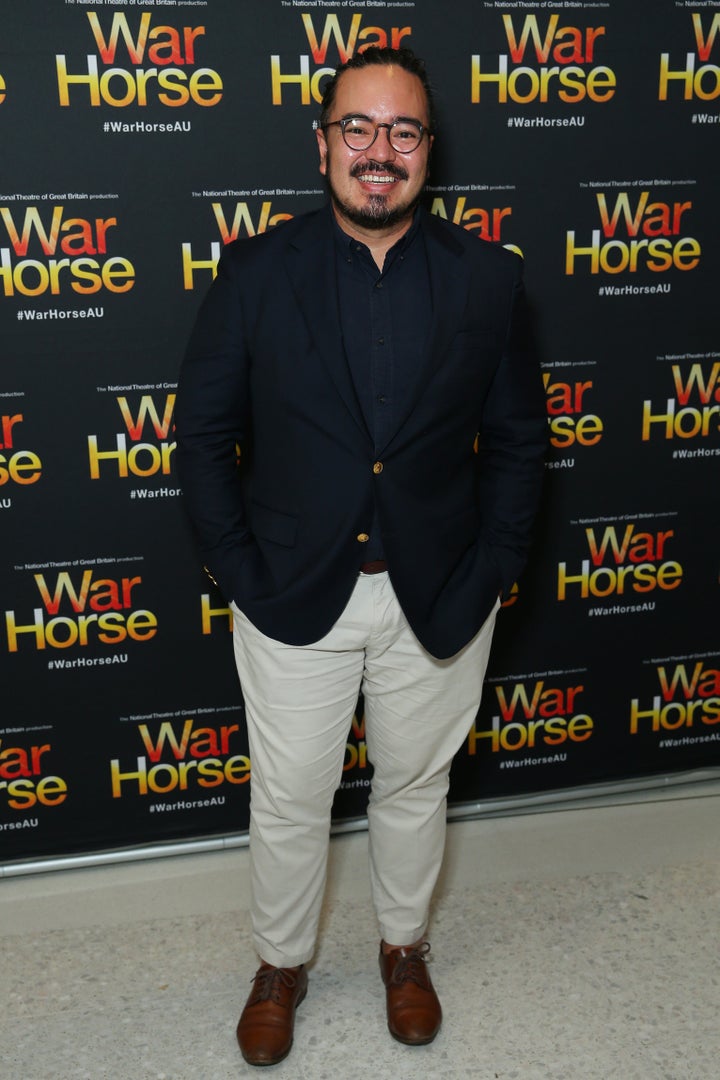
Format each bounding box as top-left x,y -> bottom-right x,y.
319,46 -> 436,133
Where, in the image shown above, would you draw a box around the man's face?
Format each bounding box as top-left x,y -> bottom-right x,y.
317,64 -> 433,234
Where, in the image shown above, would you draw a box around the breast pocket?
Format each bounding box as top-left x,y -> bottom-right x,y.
446,329 -> 498,355
440,329 -> 499,398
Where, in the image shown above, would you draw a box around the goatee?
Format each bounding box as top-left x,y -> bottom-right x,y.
326,158 -> 420,231
332,191 -> 420,231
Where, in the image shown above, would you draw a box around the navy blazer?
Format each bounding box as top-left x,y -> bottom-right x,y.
176,206 -> 547,659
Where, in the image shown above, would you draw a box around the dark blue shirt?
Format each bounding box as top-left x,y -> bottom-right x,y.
334,212 -> 432,562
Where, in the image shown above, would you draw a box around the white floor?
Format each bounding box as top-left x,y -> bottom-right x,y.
2,781 -> 719,1080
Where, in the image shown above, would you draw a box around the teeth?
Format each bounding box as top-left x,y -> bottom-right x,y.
358,174 -> 397,184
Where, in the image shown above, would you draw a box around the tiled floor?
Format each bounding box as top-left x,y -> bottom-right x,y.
2,781 -> 719,1079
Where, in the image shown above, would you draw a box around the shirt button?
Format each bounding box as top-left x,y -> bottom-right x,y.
357,533 -> 370,543
373,461 -> 384,475
377,337 -> 385,346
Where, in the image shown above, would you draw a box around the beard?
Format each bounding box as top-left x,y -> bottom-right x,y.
326,156 -> 423,231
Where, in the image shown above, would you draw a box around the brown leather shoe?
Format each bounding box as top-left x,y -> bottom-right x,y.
379,942 -> 442,1045
236,962 -> 308,1066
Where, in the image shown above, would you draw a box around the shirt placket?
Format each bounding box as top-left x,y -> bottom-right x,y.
368,268 -> 395,452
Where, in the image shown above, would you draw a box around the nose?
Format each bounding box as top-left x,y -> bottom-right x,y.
369,124 -> 396,161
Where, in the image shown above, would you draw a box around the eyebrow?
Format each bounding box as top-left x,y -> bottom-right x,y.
339,112 -> 424,125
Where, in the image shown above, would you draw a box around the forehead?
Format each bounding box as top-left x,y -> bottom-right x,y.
332,64 -> 429,124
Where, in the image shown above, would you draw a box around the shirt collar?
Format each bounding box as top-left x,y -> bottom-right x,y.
330,205 -> 422,264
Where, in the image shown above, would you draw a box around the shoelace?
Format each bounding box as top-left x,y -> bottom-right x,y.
248,966 -> 299,1005
388,942 -> 432,988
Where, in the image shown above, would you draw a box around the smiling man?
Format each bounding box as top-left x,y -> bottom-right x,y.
317,60 -> 433,245
177,46 -> 547,1066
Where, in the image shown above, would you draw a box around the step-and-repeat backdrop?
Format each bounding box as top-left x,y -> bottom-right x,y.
2,0 -> 718,864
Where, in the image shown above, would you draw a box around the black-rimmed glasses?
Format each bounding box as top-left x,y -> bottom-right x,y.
322,116 -> 429,154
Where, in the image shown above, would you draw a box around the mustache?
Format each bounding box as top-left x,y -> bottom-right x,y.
350,160 -> 408,181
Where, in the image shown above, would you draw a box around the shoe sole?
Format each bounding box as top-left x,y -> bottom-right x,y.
388,1023 -> 441,1046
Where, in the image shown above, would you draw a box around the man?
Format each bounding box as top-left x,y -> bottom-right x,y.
177,46 -> 547,1066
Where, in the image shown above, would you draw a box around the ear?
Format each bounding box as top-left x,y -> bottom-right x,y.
424,134 -> 434,180
316,127 -> 328,176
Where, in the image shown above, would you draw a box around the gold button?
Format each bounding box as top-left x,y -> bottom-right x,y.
373,461 -> 383,474
357,533 -> 369,543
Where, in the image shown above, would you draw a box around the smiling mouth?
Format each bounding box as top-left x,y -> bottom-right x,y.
357,174 -> 399,185
352,162 -> 408,186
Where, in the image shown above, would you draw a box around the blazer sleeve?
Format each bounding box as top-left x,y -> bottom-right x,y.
175,244 -> 254,602
475,258 -> 548,594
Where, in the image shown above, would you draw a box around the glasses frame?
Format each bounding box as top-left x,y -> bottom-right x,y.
321,116 -> 429,154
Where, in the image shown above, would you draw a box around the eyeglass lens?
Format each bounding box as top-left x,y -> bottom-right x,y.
342,118 -> 423,152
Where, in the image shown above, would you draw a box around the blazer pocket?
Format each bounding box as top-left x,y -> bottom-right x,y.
250,501 -> 298,547
441,506 -> 481,555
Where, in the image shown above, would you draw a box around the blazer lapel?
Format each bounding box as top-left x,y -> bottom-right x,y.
376,211 -> 470,455
284,210 -> 371,443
